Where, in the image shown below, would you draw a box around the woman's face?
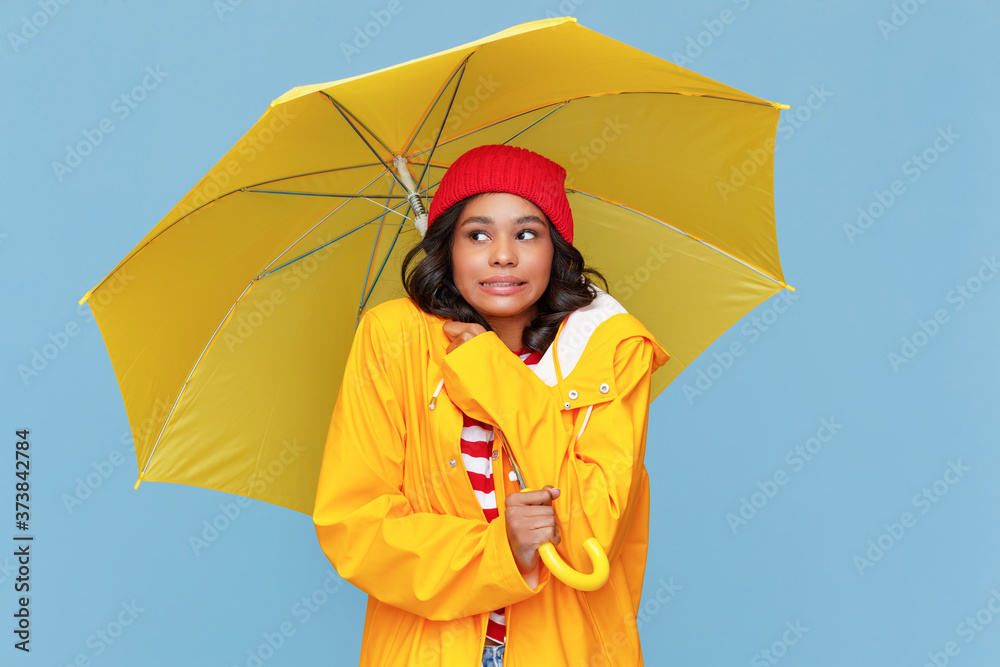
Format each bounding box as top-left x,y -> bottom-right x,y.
450,192 -> 554,330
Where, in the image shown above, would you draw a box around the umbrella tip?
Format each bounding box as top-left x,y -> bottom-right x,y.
78,292 -> 90,305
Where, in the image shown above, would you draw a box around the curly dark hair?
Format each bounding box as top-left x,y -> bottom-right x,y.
401,195 -> 610,353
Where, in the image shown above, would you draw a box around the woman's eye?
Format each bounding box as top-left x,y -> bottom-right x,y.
518,229 -> 539,240
469,230 -> 488,241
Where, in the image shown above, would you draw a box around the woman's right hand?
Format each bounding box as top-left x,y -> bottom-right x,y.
442,320 -> 487,353
504,485 -> 561,573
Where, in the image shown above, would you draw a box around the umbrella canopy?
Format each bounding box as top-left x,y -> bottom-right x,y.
82,17 -> 792,514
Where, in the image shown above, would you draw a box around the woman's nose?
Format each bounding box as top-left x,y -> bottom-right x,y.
490,237 -> 517,266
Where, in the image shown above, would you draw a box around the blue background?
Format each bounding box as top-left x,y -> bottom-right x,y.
2,1 -> 998,665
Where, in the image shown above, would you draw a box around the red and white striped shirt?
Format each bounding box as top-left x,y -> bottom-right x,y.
460,345 -> 544,645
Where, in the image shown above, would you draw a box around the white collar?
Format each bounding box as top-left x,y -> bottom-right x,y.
529,287 -> 628,387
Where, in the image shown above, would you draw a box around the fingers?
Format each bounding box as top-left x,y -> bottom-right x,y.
505,487 -> 561,554
507,512 -> 560,547
506,487 -> 560,507
442,321 -> 486,340
441,321 -> 461,339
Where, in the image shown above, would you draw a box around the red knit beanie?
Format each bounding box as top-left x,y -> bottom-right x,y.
426,144 -> 574,244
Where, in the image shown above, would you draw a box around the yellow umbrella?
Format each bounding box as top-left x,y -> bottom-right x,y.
81,17 -> 792,519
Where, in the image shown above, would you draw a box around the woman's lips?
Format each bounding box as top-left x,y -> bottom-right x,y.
479,281 -> 526,295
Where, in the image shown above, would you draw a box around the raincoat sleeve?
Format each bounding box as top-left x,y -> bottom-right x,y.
312,310 -> 546,622
440,327 -> 660,566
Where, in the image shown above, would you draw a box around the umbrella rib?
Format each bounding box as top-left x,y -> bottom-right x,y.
79,163 -> 392,303
569,189 -> 792,290
318,91 -> 416,196
499,102 -> 568,145
415,59 -> 470,194
358,210 -> 410,322
318,91 -> 396,158
256,168 -> 390,277
405,101 -> 576,161
84,89 -> 781,303
358,196 -> 412,220
246,189 -> 409,199
407,90 -> 780,161
402,55 -> 472,156
136,280 -> 256,486
357,179 -> 398,323
260,195 -> 415,282
232,162 -> 388,190
136,169 -> 393,483
356,172 -> 434,321
258,221 -> 375,281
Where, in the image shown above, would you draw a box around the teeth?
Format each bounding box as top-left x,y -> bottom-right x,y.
483,282 -> 521,286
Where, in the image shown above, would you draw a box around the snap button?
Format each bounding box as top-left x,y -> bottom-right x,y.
568,389 -> 579,399
599,383 -> 610,394
509,471 -> 518,482
563,401 -> 572,409
448,458 -> 457,467
491,450 -> 499,460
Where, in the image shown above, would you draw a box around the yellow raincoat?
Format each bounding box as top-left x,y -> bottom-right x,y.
313,288 -> 669,666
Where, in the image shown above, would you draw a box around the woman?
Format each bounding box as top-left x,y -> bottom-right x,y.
313,144 -> 670,666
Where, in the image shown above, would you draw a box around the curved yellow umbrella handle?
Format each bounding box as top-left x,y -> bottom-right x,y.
522,488 -> 610,592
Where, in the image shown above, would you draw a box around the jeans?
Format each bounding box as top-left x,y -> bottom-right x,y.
481,642 -> 505,666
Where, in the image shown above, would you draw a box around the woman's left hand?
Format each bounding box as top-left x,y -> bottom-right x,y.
443,321 -> 486,353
